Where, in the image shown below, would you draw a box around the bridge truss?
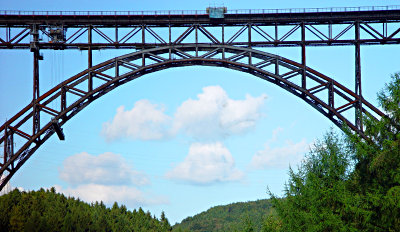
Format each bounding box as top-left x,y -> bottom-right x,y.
0,6 -> 399,190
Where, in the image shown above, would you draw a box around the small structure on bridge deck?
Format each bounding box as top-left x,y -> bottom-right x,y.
207,7 -> 227,18
48,26 -> 66,43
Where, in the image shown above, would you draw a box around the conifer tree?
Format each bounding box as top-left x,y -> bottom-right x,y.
268,73 -> 400,231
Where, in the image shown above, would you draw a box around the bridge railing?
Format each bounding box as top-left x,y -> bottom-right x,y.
232,5 -> 400,14
1,5 -> 400,16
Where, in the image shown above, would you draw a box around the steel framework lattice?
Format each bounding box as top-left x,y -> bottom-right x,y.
0,45 -> 385,190
1,6 -> 400,190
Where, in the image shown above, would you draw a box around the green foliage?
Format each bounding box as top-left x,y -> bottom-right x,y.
242,215 -> 255,232
0,188 -> 172,232
346,72 -> 400,231
173,199 -> 275,232
268,73 -> 400,232
261,215 -> 282,232
161,211 -> 173,231
269,130 -> 356,232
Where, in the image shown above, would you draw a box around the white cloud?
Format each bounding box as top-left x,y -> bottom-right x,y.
55,184 -> 168,207
101,99 -> 172,141
0,180 -> 23,196
250,139 -> 309,169
59,152 -> 149,186
58,152 -> 167,208
101,86 -> 267,142
166,142 -> 244,185
173,86 -> 267,140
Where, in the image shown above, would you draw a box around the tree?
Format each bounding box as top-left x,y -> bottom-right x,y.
0,188 -> 171,232
345,72 -> 400,231
262,215 -> 282,232
242,215 -> 254,232
268,73 -> 400,231
0,189 -> 21,232
161,211 -> 172,231
269,130 -> 355,231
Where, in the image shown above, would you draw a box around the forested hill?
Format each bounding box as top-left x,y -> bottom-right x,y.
0,187 -> 273,232
172,199 -> 275,232
0,188 -> 172,232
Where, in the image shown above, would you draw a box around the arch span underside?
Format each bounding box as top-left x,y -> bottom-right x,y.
0,44 -> 384,190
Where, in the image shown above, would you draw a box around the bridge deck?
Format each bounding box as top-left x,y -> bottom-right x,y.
1,7 -> 400,26
1,6 -> 400,50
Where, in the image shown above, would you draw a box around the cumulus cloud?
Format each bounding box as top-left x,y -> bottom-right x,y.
58,152 -> 167,207
102,100 -> 172,141
55,184 -> 168,207
173,86 -> 267,140
0,181 -> 23,196
59,152 -> 149,186
101,86 -> 267,141
250,139 -> 309,169
166,142 -> 244,185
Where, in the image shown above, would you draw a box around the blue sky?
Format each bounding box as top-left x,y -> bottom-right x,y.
1,0 -> 400,224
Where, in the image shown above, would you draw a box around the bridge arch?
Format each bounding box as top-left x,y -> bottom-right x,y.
0,44 -> 384,190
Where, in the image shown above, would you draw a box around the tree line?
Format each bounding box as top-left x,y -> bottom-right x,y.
172,199 -> 275,232
0,187 -> 172,232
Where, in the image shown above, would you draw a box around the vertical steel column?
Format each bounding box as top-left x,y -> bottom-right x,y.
115,25 -> 118,44
88,25 -> 93,92
384,22 -> 388,38
61,87 -> 66,112
169,24 -> 171,44
301,22 -> 306,91
248,23 -> 252,64
7,132 -> 13,162
142,24 -> 145,46
142,25 -> 145,66
222,24 -> 225,44
222,24 -> 225,59
195,25 -> 198,56
329,80 -> 335,116
169,24 -> 172,60
355,21 -> 363,130
6,27 -> 10,42
274,23 -> 278,46
275,58 -> 279,76
115,58 -> 119,78
32,24 -> 40,137
33,49 -> 40,101
275,22 -> 279,75
3,125 -> 7,165
248,23 -> 252,47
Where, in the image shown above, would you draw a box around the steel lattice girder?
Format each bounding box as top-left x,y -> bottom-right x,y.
0,44 -> 384,191
1,9 -> 400,49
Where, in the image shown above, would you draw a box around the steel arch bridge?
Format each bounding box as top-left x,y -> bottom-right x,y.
1,6 -> 400,191
0,44 -> 384,190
